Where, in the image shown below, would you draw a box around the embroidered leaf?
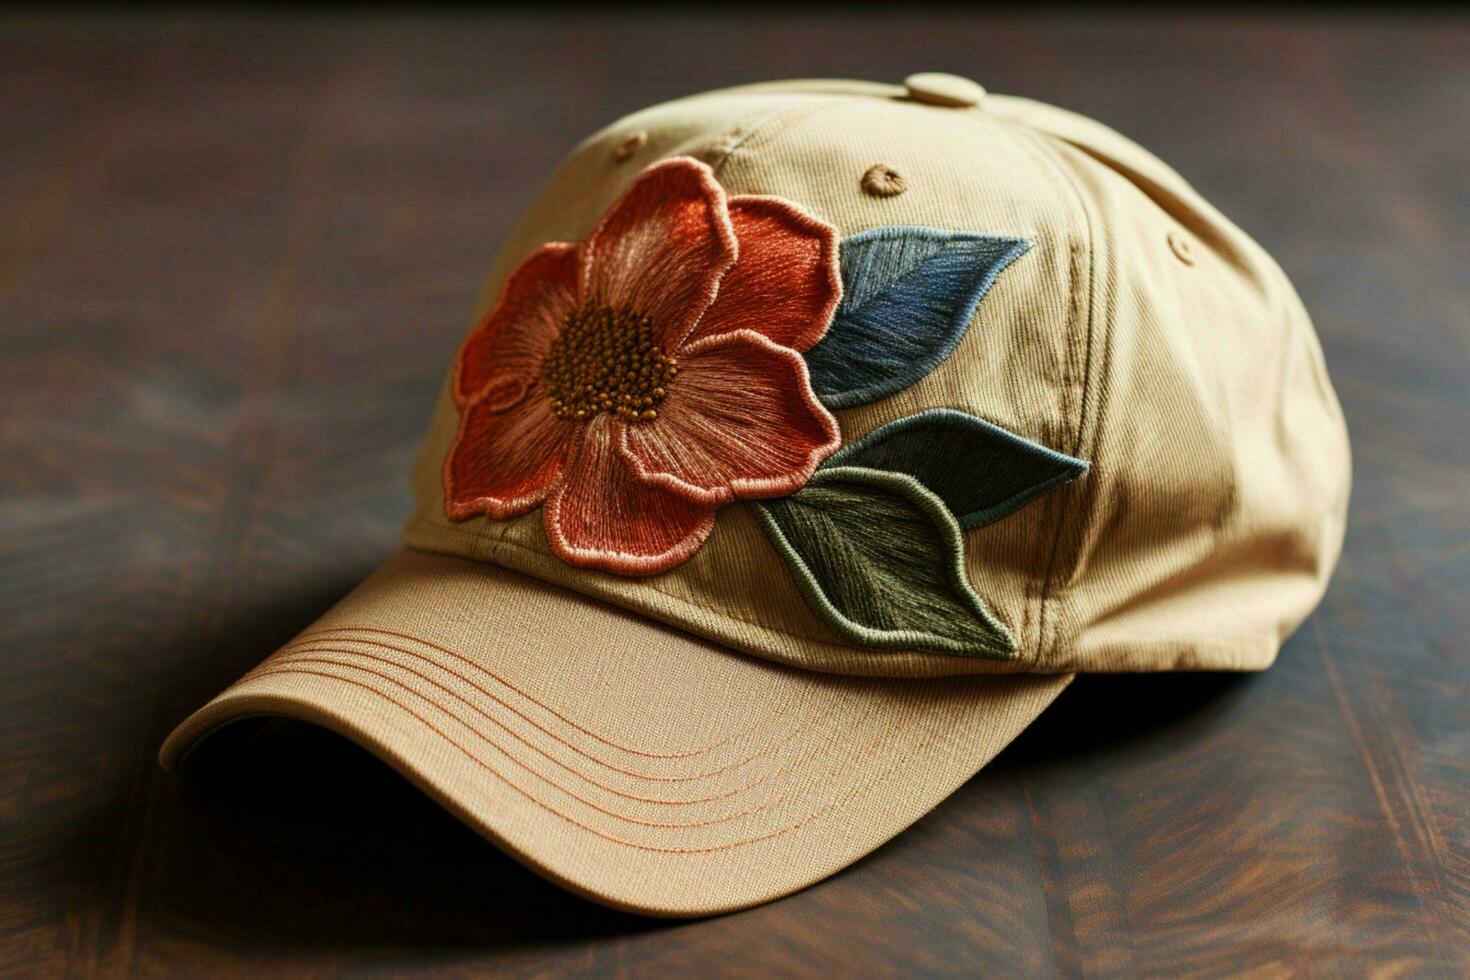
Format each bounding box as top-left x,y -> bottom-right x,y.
825,409 -> 1088,529
752,466 -> 1016,659
804,227 -> 1031,409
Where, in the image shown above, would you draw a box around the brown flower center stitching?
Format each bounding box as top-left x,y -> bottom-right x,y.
541,304 -> 676,421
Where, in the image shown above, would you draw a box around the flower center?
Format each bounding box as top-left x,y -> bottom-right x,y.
541,304 -> 676,422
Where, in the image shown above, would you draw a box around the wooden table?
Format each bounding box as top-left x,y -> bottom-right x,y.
2,12 -> 1466,977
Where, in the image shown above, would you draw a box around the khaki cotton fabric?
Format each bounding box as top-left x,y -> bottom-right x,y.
403,79 -> 1350,677
160,549 -> 1070,916
164,78 -> 1349,915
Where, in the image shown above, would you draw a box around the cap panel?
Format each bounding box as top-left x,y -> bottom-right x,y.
1003,102 -> 1352,672
405,80 -> 1346,679
407,88 -> 1092,678
712,99 -> 1092,666
408,91 -> 885,672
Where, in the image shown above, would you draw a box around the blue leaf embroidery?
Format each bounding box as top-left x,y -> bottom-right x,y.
824,408 -> 1088,529
805,227 -> 1031,410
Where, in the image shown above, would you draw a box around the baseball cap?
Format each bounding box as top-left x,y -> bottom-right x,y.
160,74 -> 1350,917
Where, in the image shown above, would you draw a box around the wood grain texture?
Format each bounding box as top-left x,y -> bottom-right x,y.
1,11 -> 1466,978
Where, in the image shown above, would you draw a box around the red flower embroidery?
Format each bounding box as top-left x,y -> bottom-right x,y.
444,156 -> 842,576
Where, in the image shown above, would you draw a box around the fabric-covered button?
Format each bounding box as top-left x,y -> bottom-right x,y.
903,72 -> 986,108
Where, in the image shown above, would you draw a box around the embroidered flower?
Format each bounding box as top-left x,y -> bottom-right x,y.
444,156 -> 842,575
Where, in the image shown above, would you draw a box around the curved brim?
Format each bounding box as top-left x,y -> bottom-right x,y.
161,548 -> 1070,917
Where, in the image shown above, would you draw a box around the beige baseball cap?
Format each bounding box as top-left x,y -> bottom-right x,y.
161,75 -> 1350,917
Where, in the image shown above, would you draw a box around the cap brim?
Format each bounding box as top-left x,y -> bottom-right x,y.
161,548 -> 1070,917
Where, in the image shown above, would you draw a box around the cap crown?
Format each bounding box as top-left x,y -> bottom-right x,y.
405,79 -> 1350,677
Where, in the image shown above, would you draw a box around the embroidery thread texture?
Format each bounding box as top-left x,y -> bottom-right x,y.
446,158 -> 1088,659
753,466 -> 1016,659
444,157 -> 843,576
804,227 -> 1031,409
825,408 -> 1088,529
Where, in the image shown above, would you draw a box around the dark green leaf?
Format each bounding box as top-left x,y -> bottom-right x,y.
825,409 -> 1088,529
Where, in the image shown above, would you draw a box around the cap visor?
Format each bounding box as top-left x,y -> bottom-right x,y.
161,548 -> 1070,917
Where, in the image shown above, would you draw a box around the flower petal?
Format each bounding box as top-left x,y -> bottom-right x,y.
618,329 -> 841,507
544,415 -> 715,575
442,387 -> 575,521
683,195 -> 842,353
579,156 -> 737,352
454,242 -> 578,406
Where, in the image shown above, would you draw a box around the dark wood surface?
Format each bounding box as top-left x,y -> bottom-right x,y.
2,11 -> 1466,977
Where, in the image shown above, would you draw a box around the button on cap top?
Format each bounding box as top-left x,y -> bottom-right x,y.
903,72 -> 986,108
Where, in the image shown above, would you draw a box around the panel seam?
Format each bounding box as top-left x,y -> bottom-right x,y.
1011,124 -> 1103,666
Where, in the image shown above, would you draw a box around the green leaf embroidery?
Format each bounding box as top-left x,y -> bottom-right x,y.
824,408 -> 1088,529
752,466 -> 1016,659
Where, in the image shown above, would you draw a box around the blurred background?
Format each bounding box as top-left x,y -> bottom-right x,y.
2,9 -> 1466,977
